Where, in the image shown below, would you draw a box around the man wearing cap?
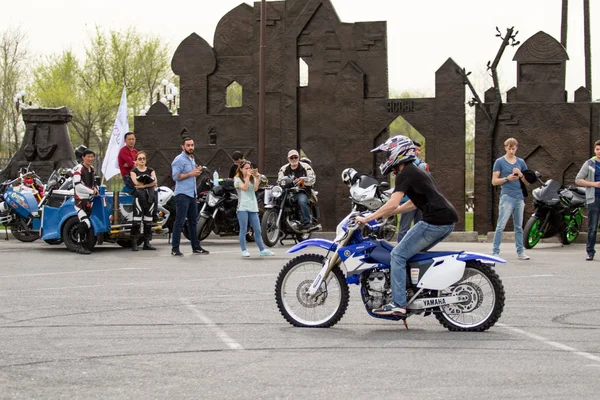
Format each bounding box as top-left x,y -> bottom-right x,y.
278,150 -> 316,229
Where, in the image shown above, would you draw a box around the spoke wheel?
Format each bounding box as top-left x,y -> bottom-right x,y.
275,253 -> 349,328
524,216 -> 543,249
261,209 -> 280,247
435,262 -> 505,332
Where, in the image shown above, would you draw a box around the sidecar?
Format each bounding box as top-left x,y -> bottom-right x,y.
40,187 -> 167,252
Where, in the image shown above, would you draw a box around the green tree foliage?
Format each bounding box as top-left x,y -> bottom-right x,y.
388,89 -> 427,159
0,27 -> 28,157
29,27 -> 171,154
226,81 -> 243,107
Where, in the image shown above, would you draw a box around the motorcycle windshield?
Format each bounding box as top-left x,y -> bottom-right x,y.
536,180 -> 562,204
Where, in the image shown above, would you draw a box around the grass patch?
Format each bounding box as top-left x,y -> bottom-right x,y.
465,212 -> 473,232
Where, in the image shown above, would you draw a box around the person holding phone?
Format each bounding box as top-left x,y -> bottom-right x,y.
234,160 -> 274,257
491,137 -> 530,260
170,137 -> 210,257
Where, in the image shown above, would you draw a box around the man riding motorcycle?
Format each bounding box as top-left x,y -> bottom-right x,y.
278,149 -> 316,230
355,135 -> 458,317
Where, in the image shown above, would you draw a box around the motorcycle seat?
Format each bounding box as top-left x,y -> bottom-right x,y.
567,186 -> 586,196
378,241 -> 462,262
570,195 -> 586,207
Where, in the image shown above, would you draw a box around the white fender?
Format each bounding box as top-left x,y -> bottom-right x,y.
417,254 -> 465,290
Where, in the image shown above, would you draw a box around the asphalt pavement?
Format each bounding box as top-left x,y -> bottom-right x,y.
0,235 -> 599,399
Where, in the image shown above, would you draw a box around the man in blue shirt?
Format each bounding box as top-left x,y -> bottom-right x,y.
171,137 -> 209,256
492,137 -> 530,260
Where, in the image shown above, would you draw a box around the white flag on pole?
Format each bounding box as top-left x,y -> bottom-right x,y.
101,87 -> 129,180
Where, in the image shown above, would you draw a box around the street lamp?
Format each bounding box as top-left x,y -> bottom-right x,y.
14,90 -> 26,113
139,78 -> 179,116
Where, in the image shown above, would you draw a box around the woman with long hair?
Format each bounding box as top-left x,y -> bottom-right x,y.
130,151 -> 158,251
234,161 -> 274,257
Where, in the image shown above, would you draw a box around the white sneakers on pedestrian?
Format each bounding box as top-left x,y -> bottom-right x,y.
241,250 -> 250,257
517,253 -> 530,260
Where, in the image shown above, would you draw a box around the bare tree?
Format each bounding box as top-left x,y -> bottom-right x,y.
0,27 -> 28,157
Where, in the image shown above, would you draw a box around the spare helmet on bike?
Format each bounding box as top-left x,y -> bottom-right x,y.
341,168 -> 358,186
371,135 -> 416,176
74,145 -> 88,161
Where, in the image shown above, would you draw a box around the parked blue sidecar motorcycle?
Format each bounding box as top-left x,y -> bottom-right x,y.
40,187 -> 171,252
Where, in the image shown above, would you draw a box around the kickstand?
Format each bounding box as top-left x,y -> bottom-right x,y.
403,319 -> 409,330
4,226 -> 8,241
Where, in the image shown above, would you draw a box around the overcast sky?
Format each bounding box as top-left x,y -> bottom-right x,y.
2,0 -> 598,100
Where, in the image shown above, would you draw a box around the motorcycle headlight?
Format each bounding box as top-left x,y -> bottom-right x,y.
271,186 -> 283,198
207,192 -> 218,207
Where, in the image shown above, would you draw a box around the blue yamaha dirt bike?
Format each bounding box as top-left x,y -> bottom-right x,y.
274,212 -> 506,331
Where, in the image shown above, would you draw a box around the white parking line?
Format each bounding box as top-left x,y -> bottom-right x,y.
1,273 -> 275,292
499,323 -> 600,365
502,274 -> 555,279
179,297 -> 244,351
0,267 -> 151,278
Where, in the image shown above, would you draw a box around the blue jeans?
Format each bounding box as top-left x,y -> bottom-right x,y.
172,194 -> 200,252
586,198 -> 600,256
397,208 -> 422,243
390,221 -> 455,307
121,175 -> 134,194
296,192 -> 311,225
492,194 -> 525,255
237,211 -> 266,252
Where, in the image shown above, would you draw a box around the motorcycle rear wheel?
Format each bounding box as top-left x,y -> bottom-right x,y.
559,212 -> 582,245
261,209 -> 280,247
434,261 -> 505,332
524,216 -> 543,249
275,253 -> 349,328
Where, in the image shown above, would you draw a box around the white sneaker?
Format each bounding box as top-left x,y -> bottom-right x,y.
241,250 -> 250,257
517,253 -> 530,260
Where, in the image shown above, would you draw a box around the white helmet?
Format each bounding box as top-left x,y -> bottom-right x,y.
371,135 -> 416,175
341,168 -> 358,186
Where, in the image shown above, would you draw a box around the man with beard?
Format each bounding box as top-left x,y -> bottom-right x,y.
170,137 -> 209,256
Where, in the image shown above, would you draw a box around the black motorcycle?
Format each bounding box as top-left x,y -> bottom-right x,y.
524,171 -> 585,248
189,177 -> 268,242
260,176 -> 321,247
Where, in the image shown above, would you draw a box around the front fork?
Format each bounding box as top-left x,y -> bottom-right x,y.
307,233 -> 352,297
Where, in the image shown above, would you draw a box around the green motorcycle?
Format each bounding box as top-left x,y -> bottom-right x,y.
524,172 -> 585,249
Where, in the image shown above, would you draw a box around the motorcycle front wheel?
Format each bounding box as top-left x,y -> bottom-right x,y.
524,216 -> 543,249
261,209 -> 280,247
435,261 -> 505,332
275,253 -> 349,328
196,216 -> 213,241
10,216 -> 40,242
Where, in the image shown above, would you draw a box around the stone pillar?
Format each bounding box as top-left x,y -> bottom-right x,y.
0,107 -> 75,182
